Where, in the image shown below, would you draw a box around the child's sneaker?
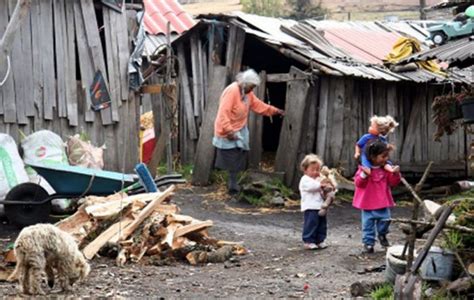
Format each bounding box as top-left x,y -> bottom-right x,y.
378,235 -> 390,247
316,242 -> 328,249
363,244 -> 374,254
304,243 -> 318,250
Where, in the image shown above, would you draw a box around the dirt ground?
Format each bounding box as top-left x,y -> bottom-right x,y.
0,185 -> 411,298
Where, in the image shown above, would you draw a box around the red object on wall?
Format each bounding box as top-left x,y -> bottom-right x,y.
142,128 -> 156,164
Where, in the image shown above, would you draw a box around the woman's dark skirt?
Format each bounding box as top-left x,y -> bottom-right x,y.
214,148 -> 248,172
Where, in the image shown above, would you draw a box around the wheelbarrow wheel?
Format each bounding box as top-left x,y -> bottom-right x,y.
4,183 -> 51,227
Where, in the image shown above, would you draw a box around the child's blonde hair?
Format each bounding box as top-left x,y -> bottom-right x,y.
300,154 -> 323,172
370,115 -> 399,133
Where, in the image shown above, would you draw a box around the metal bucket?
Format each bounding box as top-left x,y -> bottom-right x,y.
419,246 -> 454,281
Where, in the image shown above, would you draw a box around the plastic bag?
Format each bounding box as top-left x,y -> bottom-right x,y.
0,134 -> 29,214
67,134 -> 104,169
21,130 -> 68,165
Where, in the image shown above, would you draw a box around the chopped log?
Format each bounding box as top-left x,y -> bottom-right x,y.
163,222 -> 183,248
446,277 -> 474,293
172,236 -> 195,250
423,200 -> 456,224
85,192 -> 163,218
166,214 -> 197,224
0,265 -> 13,281
174,220 -> 213,238
154,204 -> 179,214
469,263 -> 474,276
55,207 -> 93,243
350,281 -> 386,297
117,185 -> 175,241
186,245 -> 234,265
82,217 -> 134,260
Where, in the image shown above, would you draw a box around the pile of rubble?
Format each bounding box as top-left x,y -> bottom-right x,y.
53,185 -> 245,266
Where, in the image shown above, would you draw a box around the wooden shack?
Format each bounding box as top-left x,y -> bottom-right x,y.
172,14 -> 471,188
0,0 -> 139,171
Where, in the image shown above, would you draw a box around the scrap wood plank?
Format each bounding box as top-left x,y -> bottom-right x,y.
163,222 -> 182,248
174,220 -> 213,238
55,208 -> 91,234
117,185 -> 176,241
386,84 -> 399,161
53,0 -> 67,118
85,192 -> 163,218
64,0 -> 77,126
190,33 -> 202,118
82,217 -> 134,260
115,4 -> 129,101
328,77 -> 344,164
177,43 -> 197,139
191,65 -> 228,185
401,95 -> 423,162
73,0 -> 94,122
40,0 -> 55,120
316,77 -> 329,159
103,8 -> 120,121
275,67 -> 310,186
18,0 -> 34,118
30,1 -> 43,122
80,0 -> 112,125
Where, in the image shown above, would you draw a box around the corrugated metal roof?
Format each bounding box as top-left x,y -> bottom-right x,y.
144,33 -> 179,56
200,12 -> 470,83
400,35 -> 474,68
144,0 -> 195,35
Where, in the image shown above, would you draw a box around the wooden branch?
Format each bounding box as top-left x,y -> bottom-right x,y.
0,0 -> 31,56
390,218 -> 474,234
415,161 -> 433,193
117,185 -> 176,241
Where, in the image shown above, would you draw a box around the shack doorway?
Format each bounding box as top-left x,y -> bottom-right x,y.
241,35 -> 307,167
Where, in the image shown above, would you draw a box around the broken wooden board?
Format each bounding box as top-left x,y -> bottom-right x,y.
55,208 -> 94,243
117,185 -> 176,241
191,65 -> 228,185
174,220 -> 213,238
82,217 -> 134,260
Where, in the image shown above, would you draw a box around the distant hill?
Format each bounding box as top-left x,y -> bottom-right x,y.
319,0 -> 439,12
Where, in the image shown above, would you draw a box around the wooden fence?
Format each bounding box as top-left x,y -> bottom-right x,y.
0,0 -> 139,172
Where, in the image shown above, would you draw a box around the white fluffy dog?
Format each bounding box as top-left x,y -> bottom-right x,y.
8,224 -> 90,295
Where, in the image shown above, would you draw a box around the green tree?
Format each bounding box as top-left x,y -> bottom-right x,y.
287,0 -> 328,20
241,0 -> 286,18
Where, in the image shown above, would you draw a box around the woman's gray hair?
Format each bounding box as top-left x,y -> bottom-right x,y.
236,69 -> 261,86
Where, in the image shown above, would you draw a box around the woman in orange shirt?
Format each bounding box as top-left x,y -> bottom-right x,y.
213,69 -> 284,195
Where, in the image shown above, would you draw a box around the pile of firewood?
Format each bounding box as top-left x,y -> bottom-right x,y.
54,185 -> 246,266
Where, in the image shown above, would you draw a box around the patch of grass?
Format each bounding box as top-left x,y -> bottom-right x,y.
370,283 -> 394,300
210,169 -> 228,186
156,163 -> 194,181
442,230 -> 463,250
241,194 -> 270,206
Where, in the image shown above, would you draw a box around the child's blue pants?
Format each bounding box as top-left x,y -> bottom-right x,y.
302,210 -> 327,244
361,208 -> 391,246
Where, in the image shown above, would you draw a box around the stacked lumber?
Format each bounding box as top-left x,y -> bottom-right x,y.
55,185 -> 245,266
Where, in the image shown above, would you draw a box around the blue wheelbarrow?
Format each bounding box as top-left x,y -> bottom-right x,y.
0,162 -> 185,227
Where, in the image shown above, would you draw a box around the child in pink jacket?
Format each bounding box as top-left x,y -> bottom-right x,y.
353,139 -> 401,253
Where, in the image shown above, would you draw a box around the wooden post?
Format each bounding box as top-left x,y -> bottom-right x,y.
248,71 -> 266,169
191,66 -> 228,185
275,67 -> 310,186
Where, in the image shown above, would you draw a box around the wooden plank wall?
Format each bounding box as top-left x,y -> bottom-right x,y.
177,23 -> 238,169
0,0 -> 138,172
314,76 -> 467,178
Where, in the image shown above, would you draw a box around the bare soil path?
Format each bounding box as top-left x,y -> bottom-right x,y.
0,186 -> 411,298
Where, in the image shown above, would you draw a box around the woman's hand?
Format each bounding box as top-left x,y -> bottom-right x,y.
276,109 -> 285,116
226,132 -> 237,140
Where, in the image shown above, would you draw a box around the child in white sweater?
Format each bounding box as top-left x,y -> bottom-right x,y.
299,154 -> 333,250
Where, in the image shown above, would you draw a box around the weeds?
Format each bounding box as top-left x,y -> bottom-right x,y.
370,283 -> 394,300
